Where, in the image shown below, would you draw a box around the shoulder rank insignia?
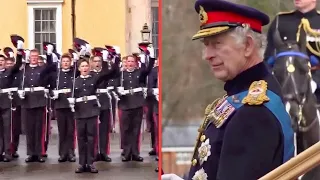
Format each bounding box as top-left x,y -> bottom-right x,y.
276,10 -> 295,16
242,80 -> 270,105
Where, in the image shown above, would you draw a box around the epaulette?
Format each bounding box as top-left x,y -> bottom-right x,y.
276,10 -> 295,16
242,80 -> 270,105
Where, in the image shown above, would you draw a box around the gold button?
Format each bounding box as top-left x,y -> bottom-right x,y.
192,159 -> 197,166
200,135 -> 206,142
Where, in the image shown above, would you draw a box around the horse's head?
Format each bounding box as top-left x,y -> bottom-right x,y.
270,29 -> 313,103
269,29 -> 320,134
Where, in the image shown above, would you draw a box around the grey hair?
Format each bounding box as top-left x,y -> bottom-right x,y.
229,25 -> 267,59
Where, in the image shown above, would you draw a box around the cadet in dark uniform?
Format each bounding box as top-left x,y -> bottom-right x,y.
116,48 -> 155,162
90,48 -> 119,162
70,58 -> 118,173
51,53 -> 77,162
147,58 -> 159,156
162,1 -> 295,180
0,48 -> 22,162
18,46 -> 55,163
264,0 -> 320,102
4,55 -> 22,159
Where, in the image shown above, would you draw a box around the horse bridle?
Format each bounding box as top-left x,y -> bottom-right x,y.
275,51 -> 318,132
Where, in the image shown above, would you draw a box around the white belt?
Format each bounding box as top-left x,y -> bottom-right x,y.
0,88 -> 13,93
96,87 -> 114,93
55,88 -> 71,94
123,87 -> 143,95
76,95 -> 97,103
24,87 -> 46,92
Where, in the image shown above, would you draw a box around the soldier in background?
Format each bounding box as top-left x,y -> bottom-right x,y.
51,53 -> 77,162
0,43 -> 23,162
18,45 -> 55,163
116,45 -> 155,162
4,53 -> 22,159
90,48 -> 117,162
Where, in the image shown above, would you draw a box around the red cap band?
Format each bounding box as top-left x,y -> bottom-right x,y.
204,11 -> 262,32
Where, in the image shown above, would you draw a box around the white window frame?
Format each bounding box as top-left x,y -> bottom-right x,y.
27,1 -> 63,54
151,5 -> 159,58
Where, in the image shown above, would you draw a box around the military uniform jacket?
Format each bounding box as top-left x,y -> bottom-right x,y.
147,66 -> 158,114
20,54 -> 54,109
188,63 -> 294,180
117,57 -> 155,110
91,68 -> 112,110
52,68 -> 78,109
265,9 -> 320,60
74,63 -> 118,119
0,54 -> 23,109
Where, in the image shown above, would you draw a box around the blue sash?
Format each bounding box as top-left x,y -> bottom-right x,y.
226,90 -> 295,163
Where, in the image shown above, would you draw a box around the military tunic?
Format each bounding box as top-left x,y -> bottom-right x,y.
0,54 -> 22,157
117,57 -> 155,159
74,62 -> 117,166
188,62 -> 294,180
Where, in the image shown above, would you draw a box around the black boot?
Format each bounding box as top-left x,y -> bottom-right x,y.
75,165 -> 86,173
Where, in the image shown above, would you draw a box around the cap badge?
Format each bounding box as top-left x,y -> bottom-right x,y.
199,6 -> 208,26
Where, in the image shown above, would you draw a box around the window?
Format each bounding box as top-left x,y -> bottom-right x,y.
34,9 -> 57,54
27,1 -> 62,54
151,7 -> 159,58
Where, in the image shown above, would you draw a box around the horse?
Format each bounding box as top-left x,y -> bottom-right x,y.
267,28 -> 320,179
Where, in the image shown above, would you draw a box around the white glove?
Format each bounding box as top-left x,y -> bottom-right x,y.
52,90 -> 59,100
46,44 -> 53,55
17,40 -> 24,50
117,87 -> 125,95
113,46 -> 120,54
311,79 -> 317,93
72,52 -> 79,62
161,174 -> 184,180
147,45 -> 155,58
153,88 -> 159,95
102,50 -> 109,61
67,97 -> 75,104
79,45 -> 86,56
139,54 -> 146,63
24,49 -> 30,62
18,90 -> 25,99
52,53 -> 59,63
85,44 -> 91,54
8,52 -> 14,58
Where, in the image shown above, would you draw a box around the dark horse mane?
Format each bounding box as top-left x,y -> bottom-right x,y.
270,29 -> 320,179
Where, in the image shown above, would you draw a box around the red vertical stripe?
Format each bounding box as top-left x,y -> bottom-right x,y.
106,115 -> 111,155
41,107 -> 46,155
118,109 -> 123,149
94,117 -> 99,157
74,119 -> 77,150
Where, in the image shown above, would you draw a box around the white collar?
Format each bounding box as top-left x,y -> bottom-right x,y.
0,68 -> 5,72
92,68 -> 102,73
29,64 -> 38,68
61,68 -> 70,72
126,69 -> 135,72
80,75 -> 91,78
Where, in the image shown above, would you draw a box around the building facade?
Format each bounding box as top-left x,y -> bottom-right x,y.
0,0 -> 159,56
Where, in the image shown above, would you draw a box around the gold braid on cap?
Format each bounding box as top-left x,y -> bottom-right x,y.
297,18 -> 320,57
